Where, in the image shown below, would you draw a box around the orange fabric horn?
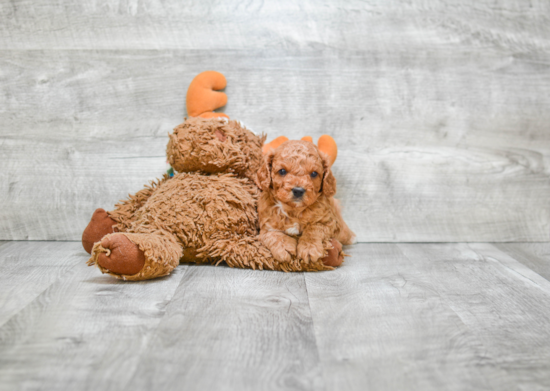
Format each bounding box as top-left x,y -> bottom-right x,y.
317,135 -> 338,166
301,136 -> 313,143
186,71 -> 229,119
262,136 -> 289,154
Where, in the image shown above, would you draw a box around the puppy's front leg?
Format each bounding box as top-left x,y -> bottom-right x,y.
297,224 -> 328,263
260,230 -> 298,263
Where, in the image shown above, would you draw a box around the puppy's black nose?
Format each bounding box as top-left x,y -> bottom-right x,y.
292,187 -> 306,198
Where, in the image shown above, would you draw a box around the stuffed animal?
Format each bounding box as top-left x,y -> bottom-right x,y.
82,71 -> 346,281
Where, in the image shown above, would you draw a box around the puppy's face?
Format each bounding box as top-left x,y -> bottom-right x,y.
256,140 -> 336,208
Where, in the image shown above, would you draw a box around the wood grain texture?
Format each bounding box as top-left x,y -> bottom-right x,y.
0,243 -> 188,391
1,1 -> 549,51
0,241 -> 81,327
1,241 -> 550,390
0,134 -> 167,240
401,243 -> 550,390
495,243 -> 550,281
305,243 -> 550,390
126,264 -> 323,391
1,1 -> 550,241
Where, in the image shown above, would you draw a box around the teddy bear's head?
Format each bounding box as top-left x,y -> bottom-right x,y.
166,117 -> 266,181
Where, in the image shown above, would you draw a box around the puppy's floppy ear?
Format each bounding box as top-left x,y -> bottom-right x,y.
255,151 -> 274,191
320,151 -> 336,197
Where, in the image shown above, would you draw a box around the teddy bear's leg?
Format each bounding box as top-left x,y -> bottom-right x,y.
87,231 -> 183,281
107,174 -> 171,231
82,175 -> 172,254
82,208 -> 118,254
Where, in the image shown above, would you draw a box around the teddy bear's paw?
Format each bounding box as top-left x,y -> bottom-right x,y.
82,208 -> 118,254
321,239 -> 344,267
96,234 -> 145,276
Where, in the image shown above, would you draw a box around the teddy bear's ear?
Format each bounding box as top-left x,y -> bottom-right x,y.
186,71 -> 229,119
262,136 -> 289,154
317,135 -> 337,166
255,151 -> 274,191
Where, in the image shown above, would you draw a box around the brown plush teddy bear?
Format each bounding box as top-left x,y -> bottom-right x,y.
82,71 -> 345,281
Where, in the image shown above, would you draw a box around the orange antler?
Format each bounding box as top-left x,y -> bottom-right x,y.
186,71 -> 229,119
262,136 -> 289,154
317,135 -> 337,166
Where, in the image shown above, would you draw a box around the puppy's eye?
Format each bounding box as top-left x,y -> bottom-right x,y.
310,171 -> 319,178
278,169 -> 287,176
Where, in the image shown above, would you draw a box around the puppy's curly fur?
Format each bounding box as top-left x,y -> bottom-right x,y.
255,140 -> 355,264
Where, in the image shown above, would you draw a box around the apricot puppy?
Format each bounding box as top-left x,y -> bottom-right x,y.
255,140 -> 355,264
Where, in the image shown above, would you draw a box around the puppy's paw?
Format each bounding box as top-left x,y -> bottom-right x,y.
297,238 -> 325,263
270,236 -> 297,263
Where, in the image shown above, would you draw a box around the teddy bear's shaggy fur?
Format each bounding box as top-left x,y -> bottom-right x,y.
83,117 -> 340,280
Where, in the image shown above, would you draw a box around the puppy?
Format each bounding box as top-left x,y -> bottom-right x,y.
255,140 -> 355,264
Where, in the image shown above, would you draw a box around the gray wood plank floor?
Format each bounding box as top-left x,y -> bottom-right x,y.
1,242 -> 550,391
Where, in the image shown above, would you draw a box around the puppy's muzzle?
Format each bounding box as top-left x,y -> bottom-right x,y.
292,187 -> 306,199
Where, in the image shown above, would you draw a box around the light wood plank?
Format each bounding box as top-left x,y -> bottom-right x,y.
0,241 -> 81,327
305,243 -> 550,390
0,136 -> 167,240
494,243 -> 550,281
1,49 -> 549,241
0,243 -> 188,391
335,145 -> 550,242
401,243 -> 550,389
3,50 -> 550,147
1,241 -> 550,390
126,264 -> 323,391
1,1 -> 549,51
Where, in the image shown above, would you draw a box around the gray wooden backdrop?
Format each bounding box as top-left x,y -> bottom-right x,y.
1,0 -> 549,242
